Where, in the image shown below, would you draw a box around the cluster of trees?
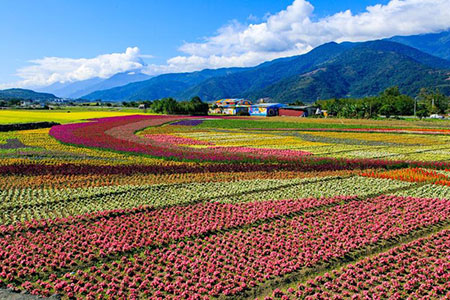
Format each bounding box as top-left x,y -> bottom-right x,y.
415,88 -> 449,117
123,97 -> 209,115
0,99 -> 23,107
316,87 -> 449,119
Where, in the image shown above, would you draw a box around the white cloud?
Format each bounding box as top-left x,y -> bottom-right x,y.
3,0 -> 450,88
247,14 -> 260,23
161,0 -> 450,71
3,47 -> 147,88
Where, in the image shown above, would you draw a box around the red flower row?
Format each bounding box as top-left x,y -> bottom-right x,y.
14,195 -> 450,299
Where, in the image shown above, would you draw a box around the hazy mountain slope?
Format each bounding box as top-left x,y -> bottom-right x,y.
39,72 -> 151,99
73,72 -> 151,99
83,67 -> 247,101
39,78 -> 104,98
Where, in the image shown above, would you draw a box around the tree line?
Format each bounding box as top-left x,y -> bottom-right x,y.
315,87 -> 449,119
122,96 -> 209,115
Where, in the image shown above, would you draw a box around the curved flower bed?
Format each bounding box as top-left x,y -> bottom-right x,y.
170,119 -> 205,126
48,115 -> 450,168
50,115 -> 314,162
209,146 -> 312,160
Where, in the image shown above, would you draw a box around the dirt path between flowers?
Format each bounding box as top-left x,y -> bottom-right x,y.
0,289 -> 59,300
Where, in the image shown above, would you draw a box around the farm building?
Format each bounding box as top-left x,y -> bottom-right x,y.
213,98 -> 252,115
222,105 -> 250,115
249,103 -> 286,117
278,105 -> 318,117
215,99 -> 252,106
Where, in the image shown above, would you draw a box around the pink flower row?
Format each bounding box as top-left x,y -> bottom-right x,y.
266,229 -> 450,299
209,146 -> 312,160
143,134 -> 213,146
16,195 -> 450,299
0,196 -> 354,284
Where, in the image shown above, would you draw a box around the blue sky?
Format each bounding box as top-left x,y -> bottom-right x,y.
1,0 -> 448,88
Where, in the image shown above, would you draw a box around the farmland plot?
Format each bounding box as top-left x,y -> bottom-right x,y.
0,115 -> 449,299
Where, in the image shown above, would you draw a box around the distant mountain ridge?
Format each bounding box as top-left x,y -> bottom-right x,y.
0,88 -> 59,101
82,38 -> 450,103
387,30 -> 450,61
39,71 -> 152,99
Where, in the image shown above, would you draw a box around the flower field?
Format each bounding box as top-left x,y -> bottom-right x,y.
0,114 -> 449,299
0,109 -> 141,124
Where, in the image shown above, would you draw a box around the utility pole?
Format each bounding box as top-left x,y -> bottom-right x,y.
414,96 -> 417,117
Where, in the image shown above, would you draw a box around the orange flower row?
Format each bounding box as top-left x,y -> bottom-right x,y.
361,168 -> 450,186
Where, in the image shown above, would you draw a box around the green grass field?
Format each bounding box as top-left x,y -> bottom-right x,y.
200,116 -> 450,130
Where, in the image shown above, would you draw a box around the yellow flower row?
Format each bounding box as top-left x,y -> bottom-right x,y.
304,131 -> 449,145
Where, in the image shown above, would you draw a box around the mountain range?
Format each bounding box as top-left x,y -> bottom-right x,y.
29,30 -> 450,103
83,67 -> 247,102
178,40 -> 450,102
245,40 -> 450,102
